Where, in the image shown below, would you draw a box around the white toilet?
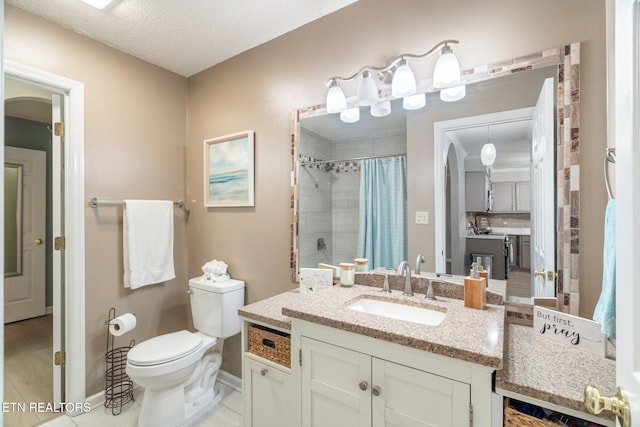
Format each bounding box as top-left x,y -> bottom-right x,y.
126,277 -> 244,427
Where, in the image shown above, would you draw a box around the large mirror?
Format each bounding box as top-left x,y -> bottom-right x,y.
4,163 -> 23,277
291,45 -> 581,314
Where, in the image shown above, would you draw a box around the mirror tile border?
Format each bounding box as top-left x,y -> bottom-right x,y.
290,43 -> 581,318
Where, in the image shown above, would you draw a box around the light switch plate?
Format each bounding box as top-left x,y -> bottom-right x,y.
415,211 -> 429,225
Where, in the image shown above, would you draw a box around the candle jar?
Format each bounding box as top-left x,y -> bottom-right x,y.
354,258 -> 369,272
339,263 -> 355,287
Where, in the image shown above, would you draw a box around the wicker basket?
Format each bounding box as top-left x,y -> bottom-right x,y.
248,324 -> 291,368
503,398 -> 556,427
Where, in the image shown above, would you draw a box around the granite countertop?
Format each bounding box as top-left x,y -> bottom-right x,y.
239,281 -> 616,422
496,323 -> 616,422
240,284 -> 504,369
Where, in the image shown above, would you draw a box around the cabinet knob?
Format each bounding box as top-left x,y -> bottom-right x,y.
371,386 -> 381,397
260,368 -> 268,376
358,381 -> 368,391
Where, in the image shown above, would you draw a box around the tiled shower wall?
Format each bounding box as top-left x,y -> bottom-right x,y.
298,128 -> 333,269
299,128 -> 406,268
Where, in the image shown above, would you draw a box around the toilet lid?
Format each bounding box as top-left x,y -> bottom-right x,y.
127,330 -> 203,366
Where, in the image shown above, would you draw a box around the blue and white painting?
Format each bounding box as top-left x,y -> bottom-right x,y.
205,131 -> 254,206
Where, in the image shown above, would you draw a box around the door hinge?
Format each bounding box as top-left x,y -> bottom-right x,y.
299,349 -> 302,367
54,122 -> 64,137
54,350 -> 65,366
469,404 -> 473,426
54,236 -> 65,251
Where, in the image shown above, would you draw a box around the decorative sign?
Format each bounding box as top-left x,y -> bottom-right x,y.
299,268 -> 333,293
533,306 -> 605,357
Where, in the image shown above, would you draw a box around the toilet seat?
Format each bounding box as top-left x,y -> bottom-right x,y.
128,330 -> 205,366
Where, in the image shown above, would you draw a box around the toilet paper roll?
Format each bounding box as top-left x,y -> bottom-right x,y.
108,313 -> 136,336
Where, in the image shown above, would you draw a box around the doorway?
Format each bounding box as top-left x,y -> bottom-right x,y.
435,107 -> 537,302
4,83 -> 54,424
3,61 -> 87,415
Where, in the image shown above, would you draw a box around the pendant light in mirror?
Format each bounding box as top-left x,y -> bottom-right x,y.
481,126 -> 497,166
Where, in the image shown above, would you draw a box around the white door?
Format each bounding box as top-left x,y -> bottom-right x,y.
4,147 -> 46,323
530,78 -> 556,298
614,0 -> 639,424
301,337 -> 371,427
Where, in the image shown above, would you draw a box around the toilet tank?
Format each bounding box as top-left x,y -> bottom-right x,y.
188,277 -> 245,338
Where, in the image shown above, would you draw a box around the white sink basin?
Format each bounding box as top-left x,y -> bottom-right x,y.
347,298 -> 446,326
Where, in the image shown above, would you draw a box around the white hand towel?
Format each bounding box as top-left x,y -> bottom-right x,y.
123,200 -> 175,289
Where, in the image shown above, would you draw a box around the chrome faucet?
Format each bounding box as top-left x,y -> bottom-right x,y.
415,253 -> 425,275
397,261 -> 413,297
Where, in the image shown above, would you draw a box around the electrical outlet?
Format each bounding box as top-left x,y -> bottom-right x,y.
415,211 -> 429,225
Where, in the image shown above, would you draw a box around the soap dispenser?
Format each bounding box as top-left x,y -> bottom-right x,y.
464,262 -> 486,309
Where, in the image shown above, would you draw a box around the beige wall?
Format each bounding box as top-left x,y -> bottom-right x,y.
188,0 -> 606,377
4,0 -> 607,391
5,6 -> 189,396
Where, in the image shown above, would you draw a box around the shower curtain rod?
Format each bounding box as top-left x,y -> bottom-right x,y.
300,153 -> 406,166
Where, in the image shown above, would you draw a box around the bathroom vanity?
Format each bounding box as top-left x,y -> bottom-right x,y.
239,283 -> 502,426
238,278 -> 616,427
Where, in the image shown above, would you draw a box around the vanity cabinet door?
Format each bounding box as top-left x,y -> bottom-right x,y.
301,337 -> 372,427
301,338 -> 471,427
244,356 -> 292,427
371,358 -> 471,427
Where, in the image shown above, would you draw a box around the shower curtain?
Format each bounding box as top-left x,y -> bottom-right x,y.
357,156 -> 407,269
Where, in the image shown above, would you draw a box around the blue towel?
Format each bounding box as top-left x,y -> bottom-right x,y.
593,199 -> 616,338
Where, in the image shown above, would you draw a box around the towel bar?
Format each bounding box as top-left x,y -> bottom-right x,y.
90,197 -> 186,209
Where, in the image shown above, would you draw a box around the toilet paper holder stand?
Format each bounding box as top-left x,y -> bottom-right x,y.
104,307 -> 136,416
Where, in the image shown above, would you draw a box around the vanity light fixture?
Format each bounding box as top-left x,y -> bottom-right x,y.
324,40 -> 465,123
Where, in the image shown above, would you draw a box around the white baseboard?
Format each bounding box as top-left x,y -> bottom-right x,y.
216,369 -> 242,392
81,369 -> 241,411
45,306 -> 54,315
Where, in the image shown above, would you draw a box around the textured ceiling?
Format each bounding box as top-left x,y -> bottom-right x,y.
7,0 -> 357,77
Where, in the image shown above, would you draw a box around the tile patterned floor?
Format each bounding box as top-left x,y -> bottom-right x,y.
37,383 -> 242,427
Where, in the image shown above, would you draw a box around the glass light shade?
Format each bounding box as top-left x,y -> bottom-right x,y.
433,51 -> 462,88
340,107 -> 360,123
370,100 -> 391,117
326,81 -> 347,113
391,60 -> 416,98
440,84 -> 466,102
481,143 -> 497,166
402,93 -> 426,111
357,71 -> 379,106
